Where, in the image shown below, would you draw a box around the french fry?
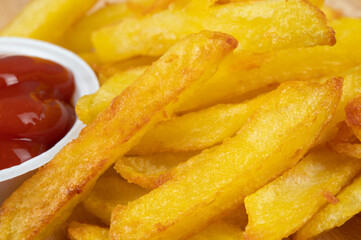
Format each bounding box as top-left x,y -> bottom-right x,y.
61,3 -> 134,53
176,18 -> 361,113
93,0 -> 335,62
62,0 -> 180,52
0,31 -> 238,240
244,147 -> 361,240
110,79 -> 342,240
129,95 -> 265,155
115,152 -> 198,190
295,175 -> 361,240
82,169 -> 148,225
0,0 -> 97,42
88,19 -> 359,114
80,66 -> 361,159
345,95 -> 361,141
76,67 -> 147,124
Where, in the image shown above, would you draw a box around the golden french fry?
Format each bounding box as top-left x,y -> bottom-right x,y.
0,0 -> 97,42
0,31 -> 238,240
110,79 -> 342,240
82,169 -> 148,225
176,18 -> 361,113
115,152 -> 198,189
244,147 -> 361,240
83,63 -> 357,155
129,95 -> 265,155
295,175 -> 361,240
61,3 -> 134,52
68,221 -> 243,240
93,0 -> 335,62
80,19 -> 361,115
76,67 -> 147,124
345,95 -> 361,141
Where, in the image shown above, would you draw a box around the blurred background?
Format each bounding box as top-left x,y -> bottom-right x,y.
1,0 -> 361,29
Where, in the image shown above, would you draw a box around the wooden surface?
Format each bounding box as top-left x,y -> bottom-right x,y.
0,0 -> 360,29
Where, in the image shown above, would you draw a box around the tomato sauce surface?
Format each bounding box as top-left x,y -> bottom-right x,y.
0,55 -> 76,170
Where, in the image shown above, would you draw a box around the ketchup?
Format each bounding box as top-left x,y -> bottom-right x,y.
0,55 -> 76,170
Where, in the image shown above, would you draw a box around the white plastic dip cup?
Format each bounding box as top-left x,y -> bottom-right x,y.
0,37 -> 99,204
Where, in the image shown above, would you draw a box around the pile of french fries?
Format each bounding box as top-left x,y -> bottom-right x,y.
1,0 -> 361,239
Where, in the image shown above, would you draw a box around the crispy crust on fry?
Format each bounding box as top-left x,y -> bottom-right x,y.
110,79 -> 342,240
346,95 -> 361,127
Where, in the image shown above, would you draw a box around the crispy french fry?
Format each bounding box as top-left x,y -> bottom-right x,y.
76,67 -> 148,124
115,152 -> 198,189
82,169 -> 148,225
346,95 -> 361,141
176,18 -> 361,113
129,95 -> 265,155
244,147 -> 361,240
68,221 -> 243,240
110,79 -> 342,240
0,0 -> 97,42
86,62 -> 354,155
93,0 -> 335,62
61,3 -> 134,52
80,19 -> 361,114
295,175 -> 361,240
0,31 -> 238,240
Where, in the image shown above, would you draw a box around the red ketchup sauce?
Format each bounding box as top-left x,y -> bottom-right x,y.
0,55 -> 76,170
